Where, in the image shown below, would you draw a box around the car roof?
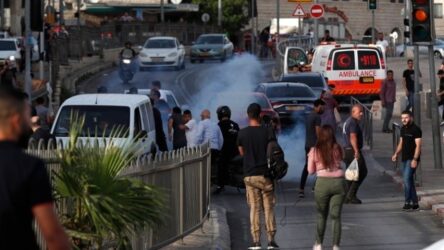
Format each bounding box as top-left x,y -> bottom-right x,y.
259,82 -> 311,88
282,72 -> 323,77
124,88 -> 173,95
62,94 -> 149,107
148,36 -> 177,40
199,34 -> 225,37
0,38 -> 18,42
217,92 -> 266,97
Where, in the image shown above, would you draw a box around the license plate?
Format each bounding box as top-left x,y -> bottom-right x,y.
360,77 -> 374,83
151,57 -> 164,62
201,52 -> 210,56
286,106 -> 304,111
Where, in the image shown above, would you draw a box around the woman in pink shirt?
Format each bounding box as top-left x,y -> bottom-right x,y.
308,125 -> 345,250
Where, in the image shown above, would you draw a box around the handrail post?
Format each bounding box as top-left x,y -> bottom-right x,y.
179,164 -> 184,242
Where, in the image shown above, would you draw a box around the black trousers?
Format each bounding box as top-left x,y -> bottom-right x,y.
211,149 -> 220,184
299,147 -> 310,190
344,148 -> 368,187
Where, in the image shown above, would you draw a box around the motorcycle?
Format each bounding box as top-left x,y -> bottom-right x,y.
118,54 -> 136,84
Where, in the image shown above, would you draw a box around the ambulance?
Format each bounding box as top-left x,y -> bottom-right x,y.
311,43 -> 386,104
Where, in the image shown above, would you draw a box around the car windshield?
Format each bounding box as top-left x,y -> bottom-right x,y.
266,85 -> 315,98
0,41 -> 16,51
145,39 -> 176,49
54,106 -> 130,137
196,36 -> 223,45
215,94 -> 271,110
436,39 -> 444,45
281,75 -> 325,88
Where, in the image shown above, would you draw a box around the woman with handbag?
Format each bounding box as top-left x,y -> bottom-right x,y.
308,125 -> 345,250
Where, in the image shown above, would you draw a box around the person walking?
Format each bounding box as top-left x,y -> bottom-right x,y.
0,86 -> 71,249
376,32 -> 389,55
300,99 -> 325,198
392,110 -> 422,211
342,104 -> 368,204
380,70 -> 397,133
237,103 -> 279,250
182,109 -> 198,147
320,91 -> 339,131
214,106 -> 240,194
168,107 -> 187,150
320,30 -> 335,42
308,125 -> 345,250
403,59 -> 420,112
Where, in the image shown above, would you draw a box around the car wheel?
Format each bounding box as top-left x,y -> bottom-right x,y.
434,51 -> 442,59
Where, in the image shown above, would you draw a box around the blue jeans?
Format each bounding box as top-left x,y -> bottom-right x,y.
402,160 -> 418,204
406,91 -> 414,111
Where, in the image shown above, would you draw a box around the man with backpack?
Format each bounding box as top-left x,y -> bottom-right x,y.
237,103 -> 279,250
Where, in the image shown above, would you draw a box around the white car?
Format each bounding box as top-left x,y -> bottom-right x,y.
124,88 -> 185,110
0,38 -> 22,64
138,36 -> 186,71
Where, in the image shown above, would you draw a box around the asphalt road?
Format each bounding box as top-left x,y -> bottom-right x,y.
79,56 -> 444,250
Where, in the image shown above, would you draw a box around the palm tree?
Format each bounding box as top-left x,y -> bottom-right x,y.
54,113 -> 165,248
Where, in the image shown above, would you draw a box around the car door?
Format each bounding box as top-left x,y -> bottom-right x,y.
134,107 -> 151,155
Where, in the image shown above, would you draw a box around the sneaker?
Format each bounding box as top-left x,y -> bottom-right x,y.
267,241 -> 279,249
333,245 -> 340,250
248,242 -> 261,250
313,243 -> 322,250
299,191 -> 305,198
402,203 -> 412,211
349,197 -> 362,204
412,204 -> 420,211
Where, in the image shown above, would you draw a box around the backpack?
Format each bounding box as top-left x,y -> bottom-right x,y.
266,128 -> 288,180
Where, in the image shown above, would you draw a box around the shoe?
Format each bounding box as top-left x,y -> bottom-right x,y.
348,197 -> 362,204
213,186 -> 225,195
248,242 -> 261,250
412,204 -> 420,211
299,191 -> 305,198
333,245 -> 340,250
267,241 -> 279,249
313,243 -> 322,250
402,203 -> 412,211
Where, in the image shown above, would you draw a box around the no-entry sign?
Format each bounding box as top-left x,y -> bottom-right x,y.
310,4 -> 324,19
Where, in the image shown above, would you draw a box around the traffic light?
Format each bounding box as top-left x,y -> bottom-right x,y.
368,0 -> 377,10
31,0 -> 43,31
411,0 -> 435,44
404,18 -> 411,44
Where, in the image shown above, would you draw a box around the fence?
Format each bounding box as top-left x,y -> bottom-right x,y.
350,97 -> 373,149
26,140 -> 211,250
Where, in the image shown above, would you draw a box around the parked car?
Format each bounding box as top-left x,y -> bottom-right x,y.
51,94 -> 158,155
138,36 -> 186,70
190,34 -> 234,63
211,92 -> 279,128
395,39 -> 444,58
255,82 -> 317,123
0,38 -> 21,65
279,72 -> 329,98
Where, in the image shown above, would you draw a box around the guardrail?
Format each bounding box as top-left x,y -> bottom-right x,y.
26,139 -> 211,250
351,97 -> 373,149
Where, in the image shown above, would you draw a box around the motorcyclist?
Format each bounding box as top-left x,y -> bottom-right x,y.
119,42 -> 137,83
214,106 -> 240,194
120,41 -> 137,59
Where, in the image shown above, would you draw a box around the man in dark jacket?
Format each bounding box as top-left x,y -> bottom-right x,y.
150,98 -> 168,152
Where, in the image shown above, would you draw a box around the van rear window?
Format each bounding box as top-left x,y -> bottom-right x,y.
333,51 -> 355,70
358,50 -> 380,69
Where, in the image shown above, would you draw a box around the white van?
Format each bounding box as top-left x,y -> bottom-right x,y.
51,94 -> 157,155
311,44 -> 386,103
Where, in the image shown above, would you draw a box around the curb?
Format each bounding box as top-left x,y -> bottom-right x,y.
367,151 -> 444,221
161,204 -> 231,250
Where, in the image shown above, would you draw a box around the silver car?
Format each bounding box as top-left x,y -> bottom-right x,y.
190,34 -> 234,63
396,39 -> 444,58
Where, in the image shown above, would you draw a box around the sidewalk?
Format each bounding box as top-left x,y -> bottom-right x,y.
370,115 -> 444,221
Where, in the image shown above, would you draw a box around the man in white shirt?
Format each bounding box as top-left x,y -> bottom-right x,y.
182,110 -> 198,147
376,32 -> 389,55
196,109 -> 224,150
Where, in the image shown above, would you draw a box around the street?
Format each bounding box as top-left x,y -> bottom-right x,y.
78,56 -> 444,250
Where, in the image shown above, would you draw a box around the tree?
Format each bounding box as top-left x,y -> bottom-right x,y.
192,0 -> 250,40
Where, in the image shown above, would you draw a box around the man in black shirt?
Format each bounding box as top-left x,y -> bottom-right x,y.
237,103 -> 279,250
299,99 -> 325,198
392,110 -> 422,211
343,104 -> 368,204
30,116 -> 56,147
214,106 -> 240,194
320,29 -> 335,42
403,59 -> 420,112
0,87 -> 70,249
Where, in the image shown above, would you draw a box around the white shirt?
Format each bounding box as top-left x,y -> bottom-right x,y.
185,119 -> 198,147
376,39 -> 389,53
196,119 -> 224,150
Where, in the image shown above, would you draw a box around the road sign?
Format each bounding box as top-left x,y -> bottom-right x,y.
201,13 -> 210,23
292,4 -> 306,17
289,0 -> 313,3
310,4 -> 324,19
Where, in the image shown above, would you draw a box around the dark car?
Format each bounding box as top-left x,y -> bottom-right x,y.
255,82 -> 317,123
279,72 -> 329,98
190,34 -> 234,63
211,92 -> 279,128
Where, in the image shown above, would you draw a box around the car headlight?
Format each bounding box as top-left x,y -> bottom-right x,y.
168,52 -> 178,57
123,59 -> 131,64
9,56 -> 15,61
139,52 -> 147,58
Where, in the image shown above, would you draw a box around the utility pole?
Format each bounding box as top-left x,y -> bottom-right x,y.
371,10 -> 375,43
428,46 -> 443,169
0,0 -> 4,30
413,46 -> 421,127
313,0 -> 318,46
218,0 -> 222,26
276,0 -> 280,44
59,0 -> 64,24
25,0 -> 32,100
161,0 -> 165,23
251,0 -> 256,55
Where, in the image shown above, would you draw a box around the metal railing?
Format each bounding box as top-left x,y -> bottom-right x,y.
351,97 -> 373,149
26,139 -> 211,250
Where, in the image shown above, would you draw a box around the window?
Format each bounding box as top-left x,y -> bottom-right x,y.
390,0 -> 396,3
266,86 -> 316,98
333,51 -> 355,70
166,94 -> 178,108
358,50 -> 380,70
281,75 -> 326,88
435,3 -> 443,18
134,108 -> 142,136
0,41 -> 16,51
